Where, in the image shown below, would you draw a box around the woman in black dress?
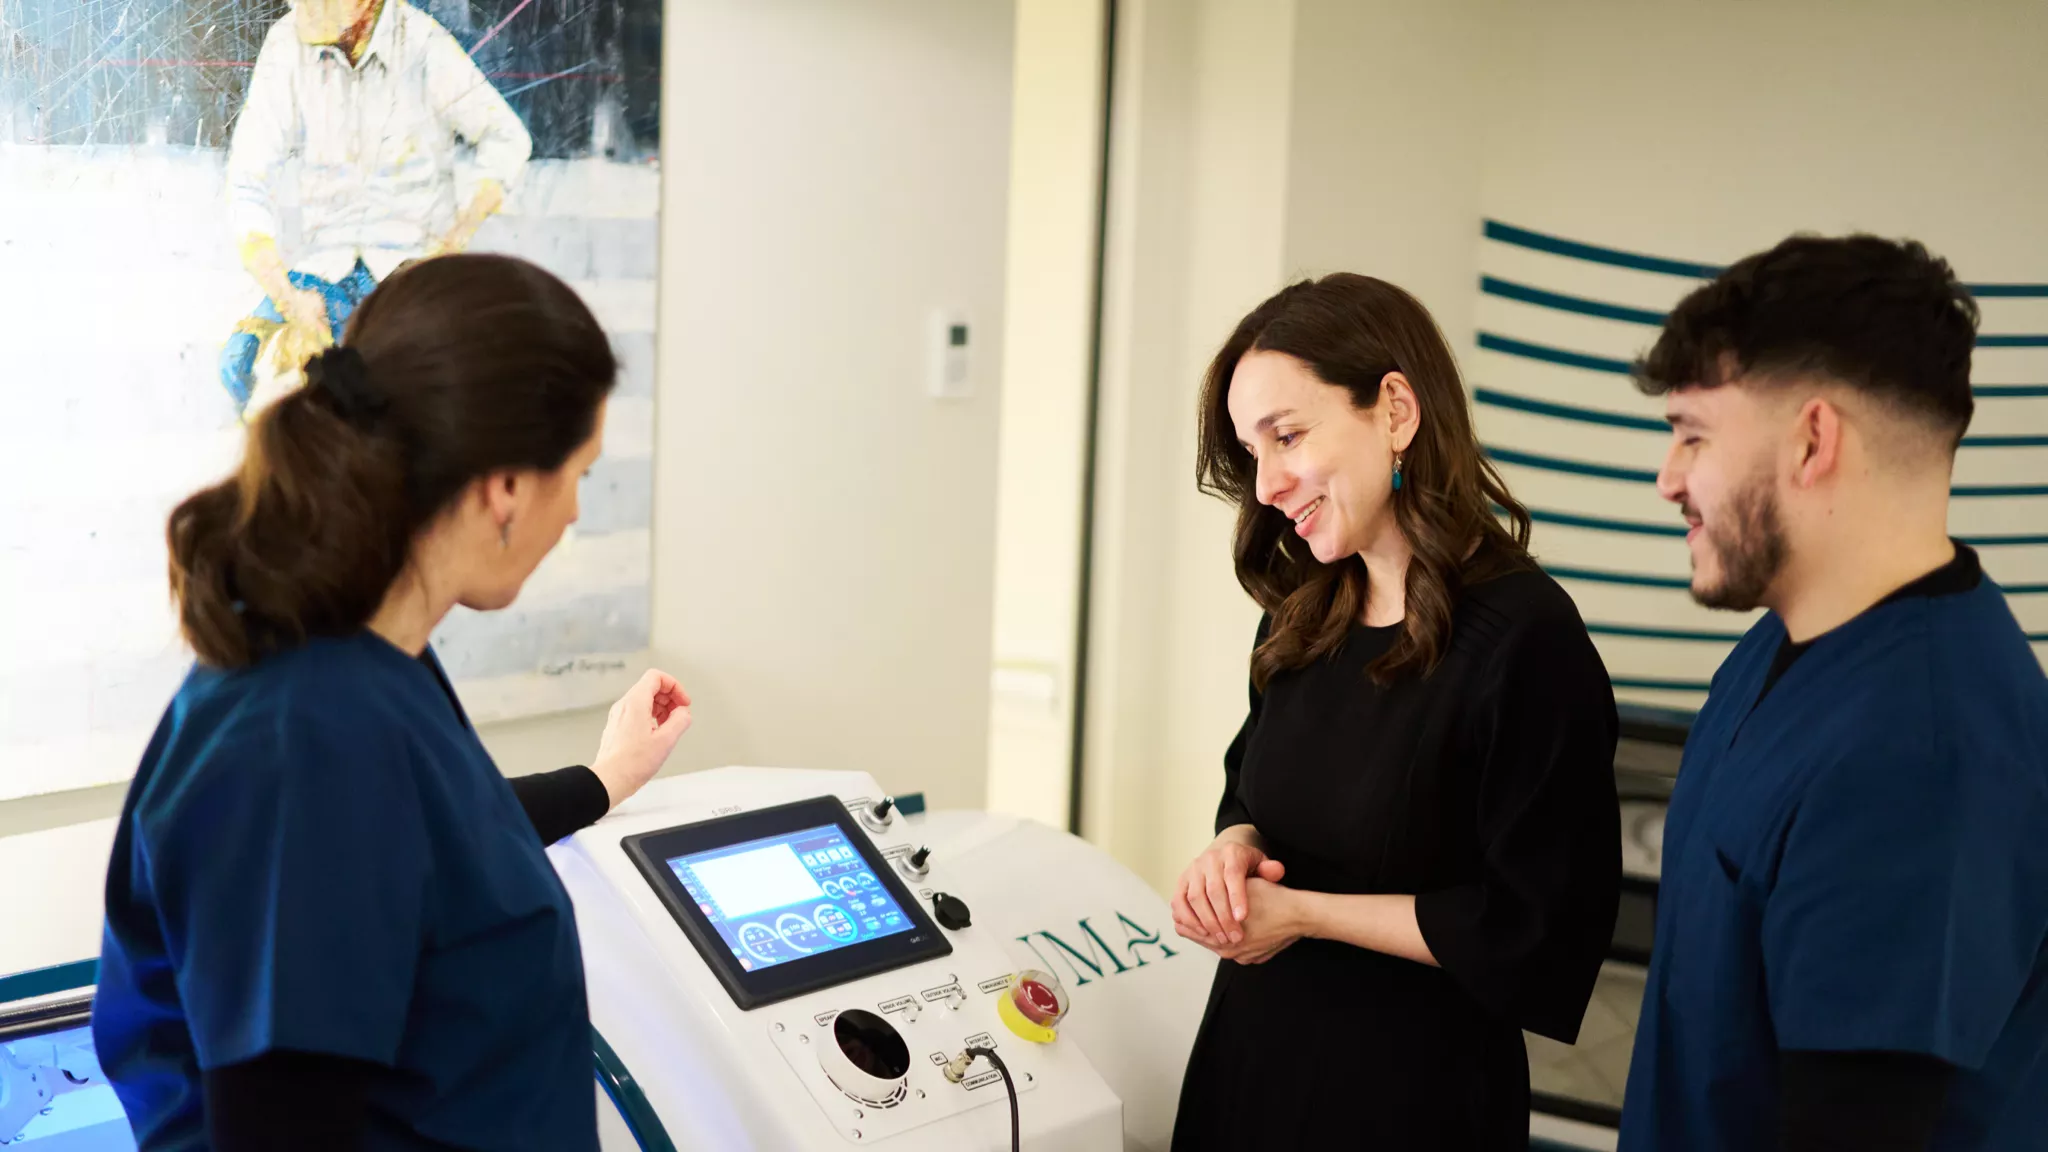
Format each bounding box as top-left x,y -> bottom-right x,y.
1169,274 -> 1620,1148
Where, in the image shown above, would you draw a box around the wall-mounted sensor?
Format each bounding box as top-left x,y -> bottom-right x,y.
927,309 -> 973,399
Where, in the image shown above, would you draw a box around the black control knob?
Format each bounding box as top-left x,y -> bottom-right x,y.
931,892 -> 972,931
909,846 -> 930,869
859,796 -> 896,832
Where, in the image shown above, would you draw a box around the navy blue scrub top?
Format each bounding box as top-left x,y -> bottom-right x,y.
93,632 -> 597,1151
1620,569 -> 2048,1151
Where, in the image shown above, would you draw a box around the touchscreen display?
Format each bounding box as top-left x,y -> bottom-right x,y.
1,1021 -> 136,1149
667,823 -> 912,971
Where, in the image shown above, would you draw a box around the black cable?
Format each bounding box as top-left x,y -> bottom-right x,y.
964,1046 -> 1019,1152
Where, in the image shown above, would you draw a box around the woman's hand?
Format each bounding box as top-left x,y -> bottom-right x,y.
1171,828 -> 1286,947
589,670 -> 691,808
1212,878 -> 1309,965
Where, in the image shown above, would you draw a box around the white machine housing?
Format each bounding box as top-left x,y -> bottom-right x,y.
552,767 -> 1211,1151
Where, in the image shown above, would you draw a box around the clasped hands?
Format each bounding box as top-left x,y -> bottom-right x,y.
1170,832 -> 1309,965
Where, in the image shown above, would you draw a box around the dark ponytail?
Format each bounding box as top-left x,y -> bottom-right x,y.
169,254 -> 617,668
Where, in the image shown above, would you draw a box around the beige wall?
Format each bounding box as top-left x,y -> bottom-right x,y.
1283,0 -> 1491,345
1478,0 -> 2048,266
1472,0 -> 2048,706
1069,0 -> 1200,876
1084,0 -> 2048,895
1082,0 -> 1299,880
646,0 -> 1015,814
983,0 -> 1108,830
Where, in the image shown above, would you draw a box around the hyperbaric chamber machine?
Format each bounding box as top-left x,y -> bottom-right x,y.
0,767 -> 1211,1151
561,767 -> 1212,1150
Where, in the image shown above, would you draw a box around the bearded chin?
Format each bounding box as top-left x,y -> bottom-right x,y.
1691,480 -> 1787,612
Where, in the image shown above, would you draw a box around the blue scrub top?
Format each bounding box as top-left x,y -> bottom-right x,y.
93,632 -> 597,1151
1620,580 -> 2048,1151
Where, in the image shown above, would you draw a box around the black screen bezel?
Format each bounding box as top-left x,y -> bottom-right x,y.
621,796 -> 951,1010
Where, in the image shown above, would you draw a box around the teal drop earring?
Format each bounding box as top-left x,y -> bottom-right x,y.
1392,453 -> 1405,492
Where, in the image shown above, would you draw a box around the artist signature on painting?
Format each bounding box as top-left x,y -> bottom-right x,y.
539,656 -> 631,678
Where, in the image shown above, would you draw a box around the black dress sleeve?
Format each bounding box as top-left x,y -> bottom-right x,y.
1778,1050 -> 1953,1152
1215,614 -> 1272,834
205,1049 -> 374,1151
510,765 -> 612,846
1412,610 -> 1621,1043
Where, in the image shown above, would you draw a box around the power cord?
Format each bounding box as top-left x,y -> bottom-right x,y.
942,1045 -> 1020,1151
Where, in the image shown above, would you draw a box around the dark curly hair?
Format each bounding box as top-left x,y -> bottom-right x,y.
1634,234 -> 1978,448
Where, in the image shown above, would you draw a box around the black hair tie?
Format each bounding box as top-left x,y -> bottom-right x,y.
305,345 -> 388,428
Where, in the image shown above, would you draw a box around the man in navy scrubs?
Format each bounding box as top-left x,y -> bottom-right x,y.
1618,235 -> 2048,1151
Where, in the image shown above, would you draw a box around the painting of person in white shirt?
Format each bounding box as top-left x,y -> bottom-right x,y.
220,0 -> 532,418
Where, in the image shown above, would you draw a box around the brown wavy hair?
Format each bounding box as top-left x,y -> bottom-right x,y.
1196,273 -> 1532,688
168,254 -> 617,668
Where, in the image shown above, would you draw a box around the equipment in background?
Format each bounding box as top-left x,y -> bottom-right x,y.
0,1001 -> 134,1150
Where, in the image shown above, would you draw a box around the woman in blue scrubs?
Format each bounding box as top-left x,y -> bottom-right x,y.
91,254 -> 689,1151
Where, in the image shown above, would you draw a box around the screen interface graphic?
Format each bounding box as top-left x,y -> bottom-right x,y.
2,1021 -> 135,1149
667,824 -> 912,971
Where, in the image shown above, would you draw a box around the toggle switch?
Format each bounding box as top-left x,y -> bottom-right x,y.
930,892 -> 971,931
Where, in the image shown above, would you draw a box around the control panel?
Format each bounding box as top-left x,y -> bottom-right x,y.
555,769 -> 1138,1150
615,789 -> 1094,1141
765,969 -> 1044,1143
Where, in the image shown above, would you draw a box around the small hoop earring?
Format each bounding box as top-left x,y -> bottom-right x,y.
1392,454 -> 1405,492
499,518 -> 512,549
